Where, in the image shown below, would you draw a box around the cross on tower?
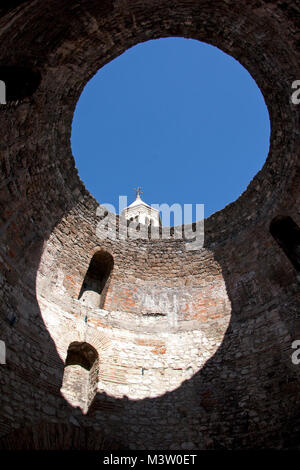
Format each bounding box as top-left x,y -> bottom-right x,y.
133,187 -> 143,198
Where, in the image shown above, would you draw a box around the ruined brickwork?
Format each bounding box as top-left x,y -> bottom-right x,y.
0,0 -> 299,450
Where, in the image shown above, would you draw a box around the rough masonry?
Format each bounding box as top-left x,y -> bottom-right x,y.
0,0 -> 299,450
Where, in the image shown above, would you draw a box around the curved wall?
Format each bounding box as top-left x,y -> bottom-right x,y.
0,0 -> 299,450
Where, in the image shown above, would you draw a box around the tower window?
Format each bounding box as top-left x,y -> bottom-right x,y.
270,216 -> 300,272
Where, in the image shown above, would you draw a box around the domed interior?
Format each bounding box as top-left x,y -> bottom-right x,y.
0,0 -> 299,451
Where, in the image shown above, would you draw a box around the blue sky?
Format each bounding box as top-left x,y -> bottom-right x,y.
71,38 -> 270,224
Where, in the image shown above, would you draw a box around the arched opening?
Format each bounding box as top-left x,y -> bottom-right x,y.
270,216 -> 300,272
60,342 -> 99,414
78,250 -> 114,308
0,66 -> 41,102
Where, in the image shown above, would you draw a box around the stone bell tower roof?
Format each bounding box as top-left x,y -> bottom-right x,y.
122,188 -> 161,227
127,193 -> 151,209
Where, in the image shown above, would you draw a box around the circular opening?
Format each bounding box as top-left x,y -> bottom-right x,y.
71,38 -> 270,222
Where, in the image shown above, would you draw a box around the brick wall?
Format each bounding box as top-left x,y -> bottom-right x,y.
0,0 -> 299,450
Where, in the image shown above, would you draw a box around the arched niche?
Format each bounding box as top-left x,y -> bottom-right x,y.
78,250 -> 114,309
270,216 -> 300,272
60,342 -> 99,414
0,66 -> 41,102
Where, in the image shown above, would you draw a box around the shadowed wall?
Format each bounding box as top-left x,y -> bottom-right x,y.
0,0 -> 299,450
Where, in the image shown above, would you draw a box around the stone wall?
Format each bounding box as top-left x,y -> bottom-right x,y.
0,0 -> 299,450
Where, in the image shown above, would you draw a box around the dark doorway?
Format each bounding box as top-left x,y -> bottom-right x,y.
270,216 -> 300,272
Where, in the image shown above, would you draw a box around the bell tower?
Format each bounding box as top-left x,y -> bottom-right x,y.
122,187 -> 161,227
